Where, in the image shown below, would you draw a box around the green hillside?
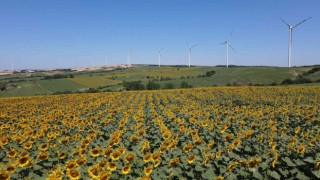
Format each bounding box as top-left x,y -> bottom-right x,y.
1,65 -> 319,97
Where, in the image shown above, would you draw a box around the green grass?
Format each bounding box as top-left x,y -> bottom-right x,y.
1,65 -> 319,97
0,79 -> 86,97
38,79 -> 86,92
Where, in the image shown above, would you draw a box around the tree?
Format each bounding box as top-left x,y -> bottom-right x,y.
123,81 -> 145,91
164,83 -> 175,89
146,80 -> 160,90
181,81 -> 192,88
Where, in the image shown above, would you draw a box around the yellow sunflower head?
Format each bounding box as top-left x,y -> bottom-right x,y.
38,143 -> 49,151
99,171 -> 111,180
106,162 -> 117,172
18,156 -> 30,168
122,165 -> 131,175
187,154 -> 196,164
144,166 -> 153,176
168,157 -> 180,168
38,151 -> 50,161
118,147 -> 126,155
124,153 -> 135,163
88,166 -> 102,179
90,147 -> 101,157
66,169 -> 80,180
143,153 -> 152,163
6,164 -> 16,173
297,144 -> 306,154
76,157 -> 87,166
58,152 -> 67,159
65,160 -> 78,169
0,172 -> 10,180
104,147 -> 113,157
110,150 -> 121,161
6,149 -> 17,159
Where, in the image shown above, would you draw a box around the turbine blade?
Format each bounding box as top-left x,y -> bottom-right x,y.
293,17 -> 311,28
191,44 -> 197,49
228,29 -> 233,41
280,18 -> 290,27
218,42 -> 227,45
228,42 -> 236,53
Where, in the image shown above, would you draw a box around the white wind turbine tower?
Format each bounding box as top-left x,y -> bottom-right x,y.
188,43 -> 197,67
105,56 -> 108,66
280,17 -> 311,68
158,48 -> 164,67
219,32 -> 236,68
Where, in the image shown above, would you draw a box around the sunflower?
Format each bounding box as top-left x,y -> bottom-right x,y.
168,158 -> 180,167
23,142 -> 33,150
38,143 -> 49,151
106,162 -> 117,172
315,161 -> 320,169
232,138 -> 241,147
6,164 -> 16,173
130,135 -> 139,142
152,152 -> 161,162
17,156 -> 30,168
225,133 -> 234,141
216,151 -> 221,159
138,176 -> 151,180
38,151 -> 50,161
47,171 -> 63,180
118,147 -> 126,155
227,161 -> 238,171
110,150 -> 121,161
183,143 -> 193,153
144,166 -> 153,176
122,165 -> 131,175
58,152 -> 67,159
19,150 -> 30,157
143,153 -> 152,163
88,166 -> 102,179
246,158 -> 261,168
76,157 -> 87,166
90,147 -> 101,157
187,154 -> 196,164
65,160 -> 78,169
104,148 -> 113,157
6,149 -> 17,159
297,144 -> 306,154
195,136 -> 204,145
99,171 -> 111,180
124,153 -> 135,163
207,140 -> 215,148
0,172 -> 10,180
294,126 -> 301,134
66,169 -> 80,180
216,176 -> 224,180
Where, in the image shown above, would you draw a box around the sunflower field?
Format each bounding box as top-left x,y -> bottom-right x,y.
0,86 -> 319,180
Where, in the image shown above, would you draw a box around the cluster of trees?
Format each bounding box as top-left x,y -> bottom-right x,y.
302,67 -> 320,76
43,74 -> 74,80
122,80 -> 193,91
281,77 -> 313,85
0,84 -> 6,91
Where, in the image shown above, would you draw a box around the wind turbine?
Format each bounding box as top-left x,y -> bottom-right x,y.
219,32 -> 236,68
105,56 -> 108,66
188,43 -> 197,67
158,48 -> 164,67
280,17 -> 311,67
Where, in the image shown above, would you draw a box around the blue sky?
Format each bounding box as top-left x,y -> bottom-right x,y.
0,0 -> 319,69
